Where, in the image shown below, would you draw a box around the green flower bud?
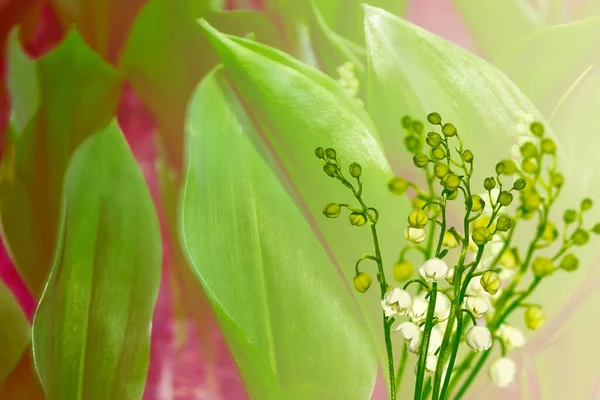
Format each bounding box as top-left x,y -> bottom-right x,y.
484,177 -> 496,191
426,132 -> 443,147
551,172 -> 564,187
349,162 -> 362,178
520,142 -> 538,158
412,121 -> 424,134
500,248 -> 519,269
563,209 -> 577,224
325,148 -> 337,159
472,227 -> 493,246
470,194 -> 485,212
408,209 -> 429,228
444,189 -> 459,200
354,272 -> 372,293
593,223 -> 600,235
502,159 -> 517,175
495,162 -> 506,175
498,191 -> 514,207
413,154 -> 430,168
434,162 -> 450,179
443,229 -> 461,249
581,198 -> 593,211
530,121 -> 545,137
513,178 -> 527,191
324,163 -> 337,177
323,203 -> 341,218
393,261 -> 414,282
388,177 -> 409,196
522,159 -> 537,174
524,305 -> 545,331
349,212 -> 367,227
572,229 -> 590,246
523,191 -> 542,211
441,173 -> 460,191
462,150 -> 474,163
404,135 -> 420,153
541,221 -> 558,242
427,112 -> 442,125
541,138 -> 556,154
315,147 -> 325,159
432,147 -> 446,160
559,253 -> 579,272
401,116 -> 412,129
412,196 -> 427,210
480,271 -> 501,295
532,256 -> 554,278
496,214 -> 514,232
442,123 -> 457,137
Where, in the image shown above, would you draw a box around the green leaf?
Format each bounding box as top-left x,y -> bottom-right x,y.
0,30 -> 121,296
180,67 -> 377,399
0,282 -> 29,387
205,10 -> 286,50
452,0 -> 544,59
32,122 -> 161,399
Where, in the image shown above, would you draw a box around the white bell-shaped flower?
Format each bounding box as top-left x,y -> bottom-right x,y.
381,288 -> 412,317
465,296 -> 490,319
419,258 -> 449,282
427,326 -> 444,355
405,227 -> 427,244
497,324 -> 525,351
434,292 -> 451,321
409,296 -> 429,324
395,321 -> 422,354
489,357 -> 516,388
466,325 -> 493,352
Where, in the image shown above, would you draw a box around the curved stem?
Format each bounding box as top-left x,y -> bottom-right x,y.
415,283 -> 437,400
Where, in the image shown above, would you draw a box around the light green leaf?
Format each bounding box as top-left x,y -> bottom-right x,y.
452,0 -> 543,59
181,67 -> 377,399
32,122 -> 161,400
0,282 -> 29,387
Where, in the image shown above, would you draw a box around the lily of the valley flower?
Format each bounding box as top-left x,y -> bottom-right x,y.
409,296 -> 429,324
405,227 -> 427,244
428,325 -> 444,355
381,287 -> 412,317
395,321 -> 422,353
419,257 -> 449,282
466,325 -> 493,352
465,296 -> 490,319
497,324 -> 525,351
434,292 -> 451,321
489,357 -> 517,388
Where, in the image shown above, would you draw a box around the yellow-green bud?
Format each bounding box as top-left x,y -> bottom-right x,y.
412,121 -> 424,134
484,177 -> 496,191
541,138 -> 556,154
324,163 -> 337,177
354,272 -> 372,293
323,203 -> 341,218
445,189 -> 459,200
522,159 -> 537,174
496,214 -> 513,232
540,221 -> 558,242
523,191 -> 542,210
593,223 -> 600,235
498,191 -> 513,207
524,305 -> 545,331
325,148 -> 337,159
480,271 -> 501,295
393,261 -> 414,282
472,227 -> 493,246
572,229 -> 590,246
442,123 -> 457,137
551,172 -> 564,187
413,154 -> 430,168
427,112 -> 442,125
412,196 -> 427,210
349,162 -> 362,178
441,173 -> 460,191
349,212 -> 367,227
495,162 -> 506,175
563,209 -> 577,224
408,209 -> 429,228
513,178 -> 527,191
470,194 -> 485,212
315,147 -> 325,159
530,121 -> 545,137
443,229 -> 461,249
401,116 -> 412,129
500,249 -> 518,269
426,132 -> 443,147
581,198 -> 594,211
559,253 -> 579,271
434,162 -> 450,179
502,159 -> 517,175
432,147 -> 446,160
532,256 -> 554,277
404,135 -> 420,153
388,177 -> 409,196
462,149 -> 474,163
520,142 -> 537,158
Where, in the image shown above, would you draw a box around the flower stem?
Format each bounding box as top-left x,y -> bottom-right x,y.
395,343 -> 408,394
415,282 -> 437,400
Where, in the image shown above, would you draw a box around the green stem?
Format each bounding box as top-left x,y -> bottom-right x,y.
415,283 -> 437,400
395,343 -> 408,394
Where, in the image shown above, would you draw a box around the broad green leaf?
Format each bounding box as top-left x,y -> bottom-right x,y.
32,122 -> 161,399
452,0 -> 543,59
0,30 -> 121,296
205,10 -> 286,50
0,282 -> 29,386
180,67 -> 377,399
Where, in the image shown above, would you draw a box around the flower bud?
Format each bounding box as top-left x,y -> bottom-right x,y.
432,147 -> 446,160
581,198 -> 594,211
532,256 -> 554,277
419,257 -> 449,282
401,116 -> 412,129
520,142 -> 537,158
489,357 -> 516,388
434,162 -> 450,178
470,194 -> 485,212
444,189 -> 458,200
513,178 -> 527,191
502,159 -> 517,175
466,325 -> 492,352
472,227 -> 493,246
427,112 -> 442,125
426,132 -> 443,147
498,324 -> 525,350
404,135 -> 420,153
484,177 -> 496,191
523,192 -> 542,211
323,163 -> 337,177
405,227 -> 426,244
314,147 -> 325,159
495,162 -> 506,175
443,229 -> 461,249
481,271 -> 501,295
323,203 -> 341,218
349,162 -> 362,178
524,305 -> 545,331
522,159 -> 537,174
498,191 -> 513,206
462,149 -> 474,163
551,172 -> 564,187
408,209 -> 429,229
530,121 -> 545,137
465,296 -> 490,319
563,209 -> 577,224
412,121 -> 424,134
441,173 -> 460,191
593,223 -> 600,235
500,248 -> 518,269
572,228 -> 590,246
541,221 -> 558,242
388,177 -> 409,196
325,148 -> 337,159
413,154 -> 430,168
541,138 -> 556,154
393,261 -> 414,282
496,215 -> 513,232
559,253 -> 579,271
442,123 -> 457,137
353,272 -> 372,293
412,196 -> 427,210
349,212 -> 367,227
